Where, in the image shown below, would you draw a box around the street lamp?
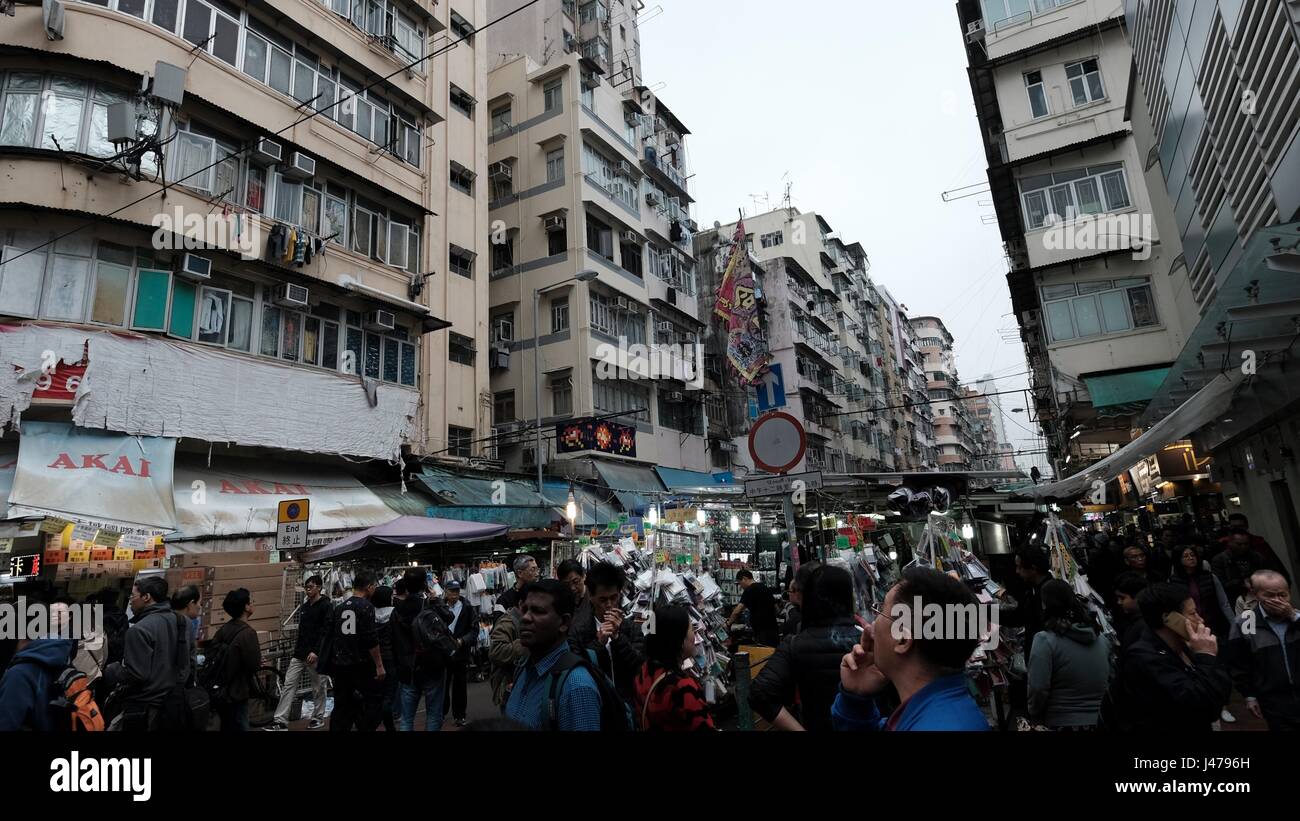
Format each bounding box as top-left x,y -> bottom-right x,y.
534,270 -> 599,492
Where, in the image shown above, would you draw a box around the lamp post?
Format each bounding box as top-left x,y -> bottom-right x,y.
534,270 -> 599,493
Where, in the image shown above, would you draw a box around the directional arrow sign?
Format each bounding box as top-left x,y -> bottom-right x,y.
756,363 -> 787,412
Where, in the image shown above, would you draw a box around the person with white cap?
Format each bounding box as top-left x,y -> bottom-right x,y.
442,580 -> 478,727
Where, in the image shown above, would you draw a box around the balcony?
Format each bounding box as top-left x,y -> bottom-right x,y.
642,146 -> 691,200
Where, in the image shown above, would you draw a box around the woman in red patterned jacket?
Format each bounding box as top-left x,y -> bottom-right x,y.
633,606 -> 716,731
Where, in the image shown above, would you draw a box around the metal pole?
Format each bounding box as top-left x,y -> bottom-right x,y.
733,651 -> 754,731
534,287 -> 544,494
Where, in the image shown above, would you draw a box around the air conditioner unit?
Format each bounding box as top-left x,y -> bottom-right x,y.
645,192 -> 661,206
664,130 -> 680,146
273,282 -> 310,308
667,391 -> 684,402
624,110 -> 639,127
543,215 -> 566,232
965,20 -> 986,44
620,230 -> 639,244
177,253 -> 212,281
282,152 -> 315,180
656,321 -> 674,333
253,138 -> 283,165
582,75 -> 599,91
364,310 -> 396,332
615,160 -> 635,177
614,296 -> 630,310
489,161 -> 512,181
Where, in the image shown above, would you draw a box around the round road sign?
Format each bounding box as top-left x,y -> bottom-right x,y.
748,411 -> 807,474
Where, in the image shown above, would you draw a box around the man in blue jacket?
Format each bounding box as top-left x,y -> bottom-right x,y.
832,567 -> 989,731
0,637 -> 76,731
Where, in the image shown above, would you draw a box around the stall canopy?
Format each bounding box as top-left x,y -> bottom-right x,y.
302,516 -> 508,562
540,479 -> 612,527
365,480 -> 442,518
1019,372 -> 1242,501
592,461 -> 664,512
1083,366 -> 1171,410
7,421 -> 176,534
416,467 -> 556,528
170,455 -> 397,542
653,467 -> 738,493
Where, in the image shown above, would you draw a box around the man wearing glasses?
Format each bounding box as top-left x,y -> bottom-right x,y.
1227,570 -> 1300,730
833,567 -> 990,731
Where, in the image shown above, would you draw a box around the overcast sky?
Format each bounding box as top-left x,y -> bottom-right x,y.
636,0 -> 1049,475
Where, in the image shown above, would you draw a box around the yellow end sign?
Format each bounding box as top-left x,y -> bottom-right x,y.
278,499 -> 310,524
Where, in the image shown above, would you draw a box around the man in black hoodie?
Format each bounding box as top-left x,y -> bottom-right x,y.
268,574 -> 331,731
569,561 -> 642,705
326,573 -> 385,732
114,575 -> 183,731
210,588 -> 262,732
391,569 -> 449,731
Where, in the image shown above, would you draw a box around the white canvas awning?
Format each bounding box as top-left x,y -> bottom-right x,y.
1019,372 -> 1243,502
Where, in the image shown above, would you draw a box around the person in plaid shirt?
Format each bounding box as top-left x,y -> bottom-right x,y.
633,606 -> 715,731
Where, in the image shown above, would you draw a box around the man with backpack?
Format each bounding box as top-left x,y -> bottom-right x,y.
0,636 -> 78,731
488,602 -> 525,711
506,579 -> 629,731
391,568 -> 453,731
322,572 -> 386,732
113,575 -> 183,731
267,574 -> 331,731
205,589 -> 261,732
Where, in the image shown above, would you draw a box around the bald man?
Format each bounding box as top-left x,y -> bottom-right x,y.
1226,570 -> 1300,729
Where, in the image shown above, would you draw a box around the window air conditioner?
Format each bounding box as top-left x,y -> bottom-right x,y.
615,160 -> 635,177
620,230 -> 639,244
282,152 -> 316,180
489,161 -> 512,181
254,138 -> 283,165
656,321 -> 674,333
543,215 -> 567,232
645,192 -> 661,206
614,296 -> 630,310
965,20 -> 986,44
177,253 -> 212,281
365,310 -> 397,332
274,283 -> 310,308
667,392 -> 684,402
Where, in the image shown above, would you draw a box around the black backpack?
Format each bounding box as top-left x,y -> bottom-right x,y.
547,650 -> 633,732
157,613 -> 209,731
412,599 -> 457,667
196,622 -> 249,704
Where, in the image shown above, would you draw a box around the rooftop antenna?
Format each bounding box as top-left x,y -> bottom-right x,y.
781,174 -> 794,219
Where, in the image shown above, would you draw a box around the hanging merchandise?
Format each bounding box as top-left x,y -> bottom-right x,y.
1042,513 -> 1115,637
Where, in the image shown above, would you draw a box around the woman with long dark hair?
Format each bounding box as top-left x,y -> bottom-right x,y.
632,606 -> 715,731
1170,545 -> 1234,641
749,564 -> 858,731
1026,579 -> 1112,730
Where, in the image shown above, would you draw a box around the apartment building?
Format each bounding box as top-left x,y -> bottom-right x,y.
0,0 -> 490,472
483,0 -> 710,493
960,0 -> 1194,478
912,317 -> 976,470
973,374 -> 1019,471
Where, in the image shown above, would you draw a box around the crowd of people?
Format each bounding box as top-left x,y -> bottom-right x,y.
2,513 -> 1296,732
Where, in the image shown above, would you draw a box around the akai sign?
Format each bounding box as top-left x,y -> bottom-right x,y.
8,422 -> 177,531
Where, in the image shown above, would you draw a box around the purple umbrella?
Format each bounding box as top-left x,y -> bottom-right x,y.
302,516 -> 508,563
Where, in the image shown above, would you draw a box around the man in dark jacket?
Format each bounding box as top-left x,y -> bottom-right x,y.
1218,514 -> 1291,583
0,638 -> 76,731
752,564 -> 857,731
268,574 -> 330,731
569,561 -> 642,705
1227,570 -> 1300,730
210,588 -> 261,732
441,581 -> 478,727
1114,582 -> 1232,732
326,572 -> 386,732
1213,530 -> 1269,603
390,569 -> 447,731
114,575 -> 182,731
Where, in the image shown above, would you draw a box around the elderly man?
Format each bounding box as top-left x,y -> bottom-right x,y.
497,555 -> 540,613
1227,570 -> 1300,730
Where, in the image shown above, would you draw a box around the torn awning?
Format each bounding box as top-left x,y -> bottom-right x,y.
302,516 -> 507,562
1018,372 -> 1242,501
592,461 -> 664,513
541,479 -> 612,527
416,467 -> 556,529
170,456 -> 397,540
1083,366 -> 1171,409
7,421 -> 177,534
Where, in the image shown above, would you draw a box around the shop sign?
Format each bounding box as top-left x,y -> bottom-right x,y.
556,418 -> 638,457
1155,441 -> 1212,482
665,507 -> 698,523
745,470 -> 823,498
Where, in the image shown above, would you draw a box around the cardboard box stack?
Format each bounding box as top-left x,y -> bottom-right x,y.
166,551 -> 291,643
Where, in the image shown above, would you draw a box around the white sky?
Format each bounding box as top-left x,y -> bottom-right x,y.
637,0 -> 1050,475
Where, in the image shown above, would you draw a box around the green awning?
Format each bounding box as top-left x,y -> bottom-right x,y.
416,467 -> 556,529
1083,367 -> 1171,409
592,461 -> 664,513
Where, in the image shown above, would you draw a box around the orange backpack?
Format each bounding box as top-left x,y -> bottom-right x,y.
49,667 -> 105,732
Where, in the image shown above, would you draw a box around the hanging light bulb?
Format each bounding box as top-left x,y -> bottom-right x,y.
770,527 -> 779,536
729,514 -> 740,532
836,519 -> 845,529
565,488 -> 577,523
696,508 -> 707,526
750,511 -> 761,526
646,505 -> 659,526
888,550 -> 898,561
961,523 -> 975,540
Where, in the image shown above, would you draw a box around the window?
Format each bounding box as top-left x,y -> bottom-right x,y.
491,235 -> 514,274
448,10 -> 475,40
551,374 -> 573,416
544,80 -> 562,112
547,148 -> 565,183
620,241 -> 642,277
1065,58 -> 1105,106
449,84 -> 475,118
449,245 -> 475,278
448,425 -> 473,458
1019,163 -> 1132,229
493,392 -> 516,425
592,370 -> 650,422
1041,278 -> 1157,342
658,392 -> 702,435
449,332 -> 475,365
586,216 -> 613,261
450,161 -> 475,195
551,296 -> 569,333
490,105 -> 512,136
548,226 -> 566,257
760,231 -> 783,249
1024,70 -> 1049,118
589,291 -> 612,334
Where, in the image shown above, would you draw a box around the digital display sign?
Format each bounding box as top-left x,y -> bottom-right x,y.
8,554 -> 41,578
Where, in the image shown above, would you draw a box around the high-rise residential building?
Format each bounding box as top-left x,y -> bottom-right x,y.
912,317 -> 977,471
484,0 -> 709,494
1,0 -> 489,470
959,0 -> 1195,480
973,374 -> 1019,472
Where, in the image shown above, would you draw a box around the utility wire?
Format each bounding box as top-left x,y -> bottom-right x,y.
1,0 -> 543,268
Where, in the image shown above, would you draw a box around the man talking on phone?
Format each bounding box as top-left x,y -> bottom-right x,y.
569,561 -> 642,706
1113,582 -> 1232,732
